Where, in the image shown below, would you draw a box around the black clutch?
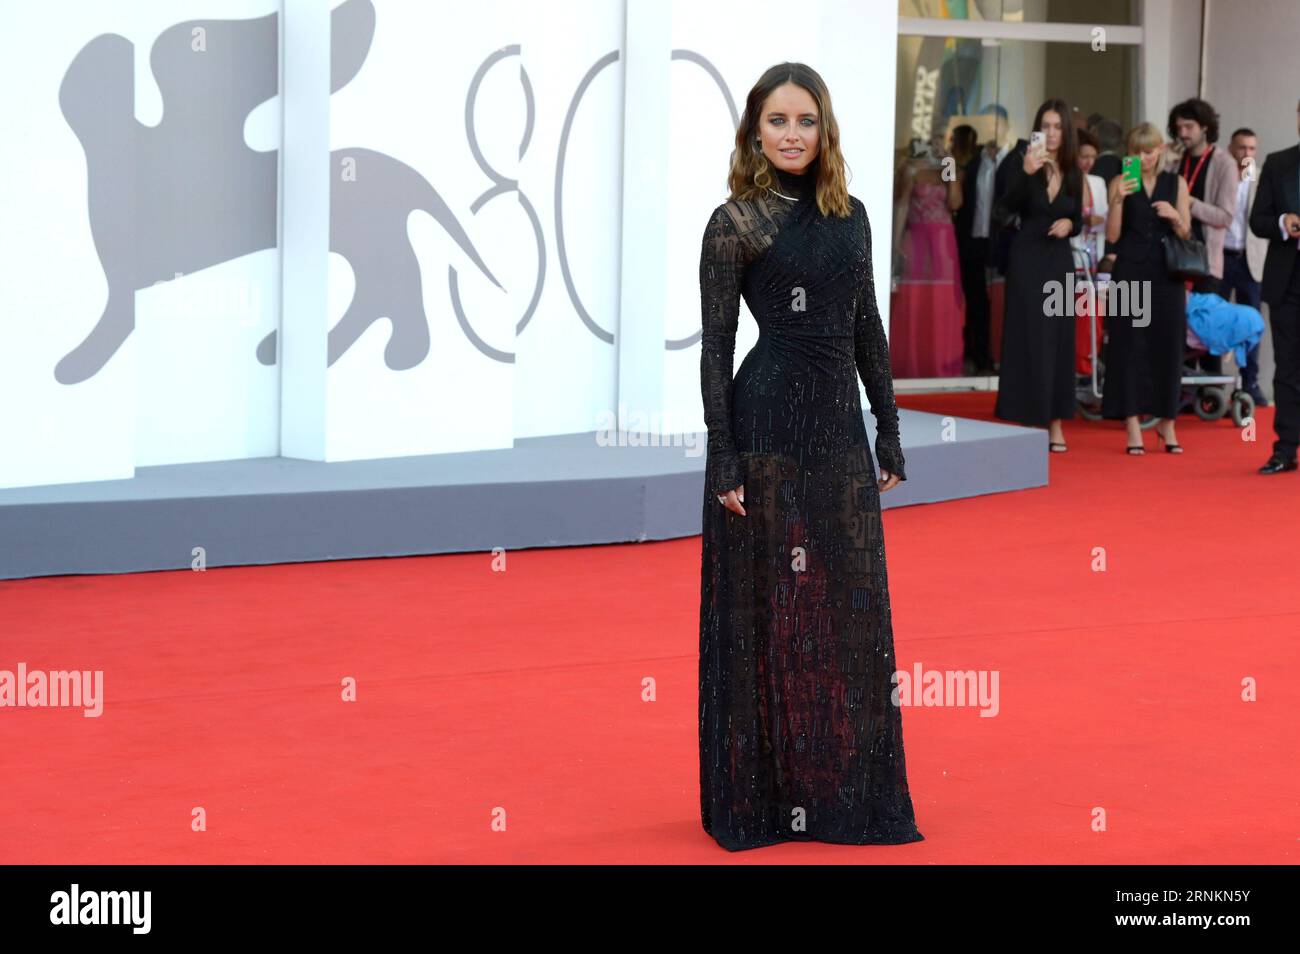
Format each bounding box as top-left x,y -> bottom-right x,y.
1162,232 -> 1210,280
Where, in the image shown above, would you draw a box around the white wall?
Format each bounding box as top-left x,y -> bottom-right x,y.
0,0 -> 902,488
1203,0 -> 1300,155
0,0 -> 281,490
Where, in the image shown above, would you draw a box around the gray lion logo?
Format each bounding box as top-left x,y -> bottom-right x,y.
56,0 -> 501,385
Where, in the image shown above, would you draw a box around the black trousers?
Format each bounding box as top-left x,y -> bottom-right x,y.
958,236 -> 990,369
1221,249 -> 1262,309
1271,259 -> 1300,459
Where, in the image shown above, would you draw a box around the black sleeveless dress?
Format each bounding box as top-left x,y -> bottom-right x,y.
993,160 -> 1082,426
697,162 -> 924,851
1101,170 -> 1187,419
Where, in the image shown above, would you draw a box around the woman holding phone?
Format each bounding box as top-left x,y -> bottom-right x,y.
993,98 -> 1084,450
1100,121 -> 1192,453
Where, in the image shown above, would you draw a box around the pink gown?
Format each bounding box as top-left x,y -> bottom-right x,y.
889,179 -> 966,377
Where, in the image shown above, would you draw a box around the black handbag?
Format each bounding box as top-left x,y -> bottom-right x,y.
1162,231 -> 1210,280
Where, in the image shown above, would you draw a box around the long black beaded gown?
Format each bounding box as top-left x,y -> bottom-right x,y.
697,163 -> 925,851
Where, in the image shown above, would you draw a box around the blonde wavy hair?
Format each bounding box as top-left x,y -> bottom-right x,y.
726,62 -> 853,218
1127,121 -> 1165,154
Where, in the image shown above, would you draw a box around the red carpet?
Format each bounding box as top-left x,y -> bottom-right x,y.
1,394 -> 1296,864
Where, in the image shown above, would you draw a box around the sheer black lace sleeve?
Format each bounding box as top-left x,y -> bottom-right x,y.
852,200 -> 907,481
699,203 -> 747,496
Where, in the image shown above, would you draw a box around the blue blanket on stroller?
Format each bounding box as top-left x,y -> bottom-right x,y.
1187,292 -> 1264,369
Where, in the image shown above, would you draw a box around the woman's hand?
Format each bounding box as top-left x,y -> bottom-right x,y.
1151,199 -> 1179,222
1047,217 -> 1072,238
1119,174 -> 1140,195
716,486 -> 746,516
1023,148 -> 1045,175
1152,199 -> 1190,237
878,470 -> 901,493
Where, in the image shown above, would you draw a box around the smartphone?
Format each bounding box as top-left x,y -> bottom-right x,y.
1122,155 -> 1141,189
1030,131 -> 1046,154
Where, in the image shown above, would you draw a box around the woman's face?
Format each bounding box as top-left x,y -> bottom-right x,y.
1039,109 -> 1063,153
1077,144 -> 1097,173
757,82 -> 820,173
1140,145 -> 1163,172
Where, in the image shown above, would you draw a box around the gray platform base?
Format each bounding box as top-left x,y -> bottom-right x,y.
0,409 -> 1045,580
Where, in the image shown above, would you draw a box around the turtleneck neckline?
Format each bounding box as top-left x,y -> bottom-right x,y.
771,162 -> 814,200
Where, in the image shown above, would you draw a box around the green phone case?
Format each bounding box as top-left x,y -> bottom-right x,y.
1122,155 -> 1141,187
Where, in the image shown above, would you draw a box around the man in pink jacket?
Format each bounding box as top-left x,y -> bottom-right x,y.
1167,98 -> 1239,281
1167,98 -> 1240,384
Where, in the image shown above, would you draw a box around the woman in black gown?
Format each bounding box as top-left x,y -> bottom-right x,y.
993,98 -> 1084,450
1101,121 -> 1192,453
697,63 -> 924,852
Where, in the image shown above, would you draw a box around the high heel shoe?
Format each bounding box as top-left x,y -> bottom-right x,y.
1049,442 -> 1068,453
1156,428 -> 1183,453
1126,442 -> 1145,455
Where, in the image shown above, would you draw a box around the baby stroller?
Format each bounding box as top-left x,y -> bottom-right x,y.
1077,276 -> 1260,430
1181,290 -> 1263,428
1073,245 -> 1109,421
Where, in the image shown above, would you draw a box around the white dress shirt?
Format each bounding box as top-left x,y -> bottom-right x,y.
1226,173 -> 1250,251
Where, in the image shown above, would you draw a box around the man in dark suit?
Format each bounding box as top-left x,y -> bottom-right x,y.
954,107 -> 1017,372
954,132 -> 990,373
1249,100 -> 1300,474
